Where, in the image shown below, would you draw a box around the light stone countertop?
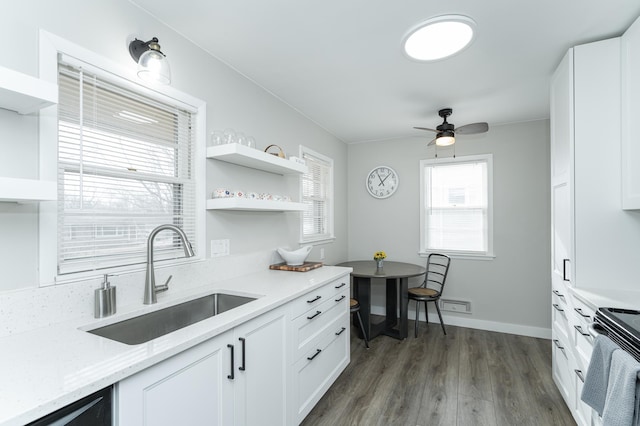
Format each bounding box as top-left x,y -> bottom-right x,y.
0,265 -> 352,426
570,286 -> 640,311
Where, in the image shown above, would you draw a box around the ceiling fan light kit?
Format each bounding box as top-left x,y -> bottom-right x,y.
402,15 -> 476,61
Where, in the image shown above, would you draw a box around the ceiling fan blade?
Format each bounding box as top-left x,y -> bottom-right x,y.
456,122 -> 489,135
414,126 -> 437,132
427,138 -> 436,146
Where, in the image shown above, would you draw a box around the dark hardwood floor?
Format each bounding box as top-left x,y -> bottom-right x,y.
301,321 -> 576,426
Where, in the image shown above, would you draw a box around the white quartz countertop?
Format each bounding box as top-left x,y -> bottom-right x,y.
0,266 -> 351,426
570,286 -> 640,311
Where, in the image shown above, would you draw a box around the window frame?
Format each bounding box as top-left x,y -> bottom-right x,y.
419,154 -> 495,260
299,146 -> 335,245
38,31 -> 206,286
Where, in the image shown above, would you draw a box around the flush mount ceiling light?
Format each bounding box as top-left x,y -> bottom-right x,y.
403,15 -> 476,61
129,37 -> 171,84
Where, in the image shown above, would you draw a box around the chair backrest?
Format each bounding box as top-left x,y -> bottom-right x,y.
422,253 -> 451,294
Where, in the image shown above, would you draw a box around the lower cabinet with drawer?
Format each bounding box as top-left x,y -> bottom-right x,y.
288,276 -> 351,425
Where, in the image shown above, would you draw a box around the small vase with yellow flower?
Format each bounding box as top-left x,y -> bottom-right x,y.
373,251 -> 386,269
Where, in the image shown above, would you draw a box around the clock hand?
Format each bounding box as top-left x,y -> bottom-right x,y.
377,172 -> 384,186
379,173 -> 391,186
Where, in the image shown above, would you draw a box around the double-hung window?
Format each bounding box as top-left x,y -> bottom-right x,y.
54,56 -> 200,277
300,147 -> 334,243
419,154 -> 493,258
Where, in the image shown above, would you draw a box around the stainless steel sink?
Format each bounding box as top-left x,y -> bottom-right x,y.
86,293 -> 257,345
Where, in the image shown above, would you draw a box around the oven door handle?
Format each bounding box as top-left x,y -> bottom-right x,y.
588,322 -> 607,338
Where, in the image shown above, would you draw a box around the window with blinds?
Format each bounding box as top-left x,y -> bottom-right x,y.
56,60 -> 198,275
420,154 -> 493,257
300,147 -> 334,243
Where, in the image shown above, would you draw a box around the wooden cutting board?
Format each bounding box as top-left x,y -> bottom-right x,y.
269,261 -> 323,272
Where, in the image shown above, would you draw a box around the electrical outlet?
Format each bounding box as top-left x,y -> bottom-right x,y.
320,248 -> 325,260
210,239 -> 230,257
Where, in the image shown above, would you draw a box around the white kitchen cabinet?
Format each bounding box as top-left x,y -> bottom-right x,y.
117,330 -> 233,425
233,308 -> 288,426
0,65 -> 58,203
621,15 -> 640,209
117,307 -> 287,426
550,37 -> 622,426
288,276 -> 350,425
206,143 -> 307,212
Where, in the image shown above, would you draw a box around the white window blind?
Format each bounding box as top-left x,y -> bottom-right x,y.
300,148 -> 334,243
56,60 -> 198,275
420,155 -> 493,256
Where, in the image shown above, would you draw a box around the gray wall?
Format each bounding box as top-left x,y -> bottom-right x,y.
346,120 -> 552,333
0,0 -> 347,291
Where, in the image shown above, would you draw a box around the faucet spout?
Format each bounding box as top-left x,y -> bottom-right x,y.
144,224 -> 195,305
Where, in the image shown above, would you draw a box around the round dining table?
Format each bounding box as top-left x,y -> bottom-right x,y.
336,260 -> 426,340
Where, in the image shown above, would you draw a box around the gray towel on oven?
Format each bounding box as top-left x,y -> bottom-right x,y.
581,334 -> 619,415
602,349 -> 640,426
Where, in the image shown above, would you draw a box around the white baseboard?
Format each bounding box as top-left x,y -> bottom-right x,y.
369,305 -> 552,340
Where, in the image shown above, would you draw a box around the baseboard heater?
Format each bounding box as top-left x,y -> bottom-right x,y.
440,299 -> 472,314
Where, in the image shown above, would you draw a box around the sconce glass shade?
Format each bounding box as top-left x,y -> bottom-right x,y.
129,37 -> 171,85
137,49 -> 171,84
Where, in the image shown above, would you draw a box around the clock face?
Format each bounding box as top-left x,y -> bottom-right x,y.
366,166 -> 399,199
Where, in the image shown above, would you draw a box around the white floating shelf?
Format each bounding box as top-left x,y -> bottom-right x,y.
0,65 -> 58,114
206,144 -> 307,175
206,198 -> 306,212
0,177 -> 57,203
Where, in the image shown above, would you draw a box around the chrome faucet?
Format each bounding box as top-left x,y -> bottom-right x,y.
144,224 -> 195,305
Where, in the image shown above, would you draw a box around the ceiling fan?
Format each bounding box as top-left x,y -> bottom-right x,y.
414,108 -> 489,146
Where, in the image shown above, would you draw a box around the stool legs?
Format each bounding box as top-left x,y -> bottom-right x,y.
354,310 -> 369,349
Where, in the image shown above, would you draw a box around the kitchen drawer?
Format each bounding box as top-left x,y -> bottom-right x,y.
573,368 -> 591,426
552,328 -> 574,410
292,288 -> 349,360
572,296 -> 595,326
573,322 -> 594,370
289,277 -> 349,320
552,298 -> 571,342
552,285 -> 570,307
292,313 -> 350,423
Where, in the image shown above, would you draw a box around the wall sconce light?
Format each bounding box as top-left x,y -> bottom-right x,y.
128,37 -> 171,84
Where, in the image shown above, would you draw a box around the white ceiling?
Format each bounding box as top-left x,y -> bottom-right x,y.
130,0 -> 640,143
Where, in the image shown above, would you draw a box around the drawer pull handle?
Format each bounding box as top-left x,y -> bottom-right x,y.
307,310 -> 322,320
335,295 -> 346,302
239,338 -> 246,371
575,369 -> 585,383
574,325 -> 590,337
227,344 -> 235,380
552,303 -> 564,312
307,349 -> 322,361
575,308 -> 591,319
335,282 -> 346,289
553,339 -> 565,351
335,327 -> 346,336
552,290 -> 563,297
307,295 -> 321,303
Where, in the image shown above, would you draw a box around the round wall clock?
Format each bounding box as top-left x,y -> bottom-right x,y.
366,166 -> 399,199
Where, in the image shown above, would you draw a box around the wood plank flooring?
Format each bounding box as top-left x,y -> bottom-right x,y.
301,322 -> 576,426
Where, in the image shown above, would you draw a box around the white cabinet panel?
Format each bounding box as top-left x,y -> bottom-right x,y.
622,15 -> 640,209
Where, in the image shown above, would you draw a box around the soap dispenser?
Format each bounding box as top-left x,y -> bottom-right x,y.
94,274 -> 116,318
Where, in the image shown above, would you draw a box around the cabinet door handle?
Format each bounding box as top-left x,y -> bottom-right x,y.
562,259 -> 570,281
335,295 -> 346,302
335,282 -> 346,289
552,290 -> 563,297
552,303 -> 564,312
307,349 -> 322,361
238,337 -> 246,371
335,327 -> 346,336
553,339 -> 565,351
575,369 -> 585,383
227,344 -> 235,380
574,308 -> 591,319
574,325 -> 590,337
307,295 -> 321,303
307,310 -> 322,320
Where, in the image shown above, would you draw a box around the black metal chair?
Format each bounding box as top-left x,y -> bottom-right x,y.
408,253 -> 451,336
350,298 -> 369,348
